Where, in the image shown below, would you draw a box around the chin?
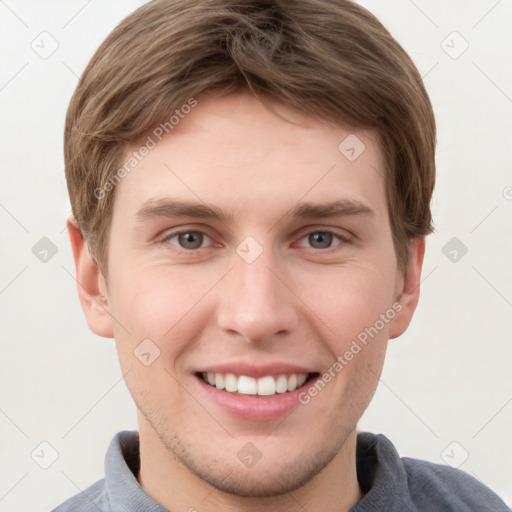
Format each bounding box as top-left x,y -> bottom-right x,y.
176,443 -> 341,498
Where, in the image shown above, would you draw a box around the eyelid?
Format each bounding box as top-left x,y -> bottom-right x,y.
158,225 -> 354,252
294,227 -> 353,248
159,227 -> 217,248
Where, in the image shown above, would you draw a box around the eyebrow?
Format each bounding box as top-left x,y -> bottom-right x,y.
135,198 -> 238,224
135,198 -> 375,224
291,200 -> 374,219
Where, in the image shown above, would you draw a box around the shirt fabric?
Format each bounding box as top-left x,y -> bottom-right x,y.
51,430 -> 510,511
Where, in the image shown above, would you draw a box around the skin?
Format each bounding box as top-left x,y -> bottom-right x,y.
68,91 -> 424,512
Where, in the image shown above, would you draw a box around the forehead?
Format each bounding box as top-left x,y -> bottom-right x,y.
113,92 -> 387,223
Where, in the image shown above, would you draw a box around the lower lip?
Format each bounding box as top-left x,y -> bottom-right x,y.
194,375 -> 317,421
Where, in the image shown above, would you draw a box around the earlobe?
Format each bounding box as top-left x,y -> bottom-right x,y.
389,237 -> 425,340
66,215 -> 114,338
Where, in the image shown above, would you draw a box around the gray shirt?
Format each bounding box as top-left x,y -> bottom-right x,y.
51,430 -> 510,511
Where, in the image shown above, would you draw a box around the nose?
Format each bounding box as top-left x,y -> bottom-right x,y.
215,246 -> 299,343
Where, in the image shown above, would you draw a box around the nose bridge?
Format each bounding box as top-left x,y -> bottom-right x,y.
216,241 -> 298,342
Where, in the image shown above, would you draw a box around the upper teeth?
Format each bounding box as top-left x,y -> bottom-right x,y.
203,372 -> 308,396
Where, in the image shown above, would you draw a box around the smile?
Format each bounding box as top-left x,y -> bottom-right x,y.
194,364 -> 321,420
198,372 -> 314,396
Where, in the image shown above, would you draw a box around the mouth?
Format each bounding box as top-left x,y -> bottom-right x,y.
195,371 -> 320,397
193,363 -> 322,421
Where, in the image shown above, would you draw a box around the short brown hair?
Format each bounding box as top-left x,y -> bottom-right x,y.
64,0 -> 436,277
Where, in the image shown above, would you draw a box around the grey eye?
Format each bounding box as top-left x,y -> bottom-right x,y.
176,232 -> 205,250
307,232 -> 334,249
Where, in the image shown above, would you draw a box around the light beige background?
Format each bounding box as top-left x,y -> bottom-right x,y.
1,1 -> 511,510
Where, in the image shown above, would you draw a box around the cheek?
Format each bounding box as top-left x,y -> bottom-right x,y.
109,269 -> 199,417
110,265 -> 220,374
307,266 -> 397,345
111,264 -> 202,332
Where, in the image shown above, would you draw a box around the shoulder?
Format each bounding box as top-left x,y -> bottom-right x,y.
355,433 -> 509,511
51,478 -> 108,512
402,456 -> 510,511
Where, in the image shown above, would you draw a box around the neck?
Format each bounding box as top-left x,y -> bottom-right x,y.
136,416 -> 363,512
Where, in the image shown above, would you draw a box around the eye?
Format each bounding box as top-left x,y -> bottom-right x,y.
164,230 -> 213,250
296,230 -> 348,250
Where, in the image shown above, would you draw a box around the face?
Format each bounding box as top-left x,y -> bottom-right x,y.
75,92 -> 422,497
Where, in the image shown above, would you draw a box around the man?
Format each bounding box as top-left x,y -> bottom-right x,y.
54,0 -> 510,510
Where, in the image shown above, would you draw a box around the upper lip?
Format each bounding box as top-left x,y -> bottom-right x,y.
195,362 -> 318,378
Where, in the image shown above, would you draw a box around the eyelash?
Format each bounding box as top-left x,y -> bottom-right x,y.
159,227 -> 353,253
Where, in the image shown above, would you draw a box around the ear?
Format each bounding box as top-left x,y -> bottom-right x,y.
66,215 -> 114,338
389,237 -> 425,339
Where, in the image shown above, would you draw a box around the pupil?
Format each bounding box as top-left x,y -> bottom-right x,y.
310,232 -> 332,249
179,232 -> 202,249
